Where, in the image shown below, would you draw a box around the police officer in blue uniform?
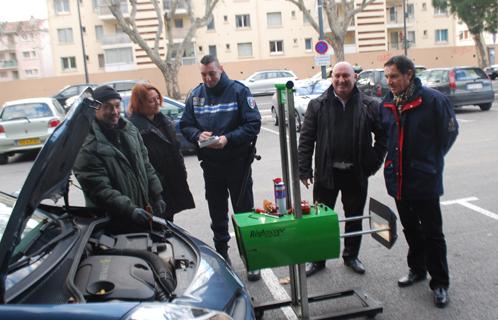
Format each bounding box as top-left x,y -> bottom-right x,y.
180,55 -> 262,281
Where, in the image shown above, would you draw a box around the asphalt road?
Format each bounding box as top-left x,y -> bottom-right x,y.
1,89 -> 498,320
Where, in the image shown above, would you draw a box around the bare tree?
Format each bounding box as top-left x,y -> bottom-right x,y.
105,0 -> 219,99
286,0 -> 375,62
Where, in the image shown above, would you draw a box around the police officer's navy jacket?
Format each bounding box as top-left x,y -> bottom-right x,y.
380,77 -> 458,200
180,72 -> 261,163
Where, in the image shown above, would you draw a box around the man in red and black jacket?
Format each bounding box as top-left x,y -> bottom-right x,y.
381,55 -> 458,308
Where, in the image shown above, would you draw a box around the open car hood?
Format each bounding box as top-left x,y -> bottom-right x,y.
0,88 -> 97,302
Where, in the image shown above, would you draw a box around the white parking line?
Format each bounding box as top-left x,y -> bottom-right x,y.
261,269 -> 299,320
441,197 -> 498,221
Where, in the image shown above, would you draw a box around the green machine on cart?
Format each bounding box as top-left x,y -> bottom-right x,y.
232,81 -> 397,320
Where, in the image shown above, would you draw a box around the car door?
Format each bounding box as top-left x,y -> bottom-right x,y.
248,73 -> 267,94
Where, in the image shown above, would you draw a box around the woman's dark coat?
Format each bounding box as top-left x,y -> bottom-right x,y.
129,112 -> 195,215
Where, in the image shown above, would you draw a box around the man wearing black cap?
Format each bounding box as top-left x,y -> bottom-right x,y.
74,85 -> 166,231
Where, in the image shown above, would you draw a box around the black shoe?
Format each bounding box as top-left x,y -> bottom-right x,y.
247,269 -> 261,282
214,242 -> 232,266
305,261 -> 326,277
344,258 -> 366,274
398,270 -> 427,287
433,287 -> 449,308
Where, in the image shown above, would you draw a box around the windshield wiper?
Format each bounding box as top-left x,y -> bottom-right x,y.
8,226 -> 75,273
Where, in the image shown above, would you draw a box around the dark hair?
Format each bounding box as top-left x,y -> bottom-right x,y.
384,55 -> 415,78
128,83 -> 162,115
200,54 -> 220,66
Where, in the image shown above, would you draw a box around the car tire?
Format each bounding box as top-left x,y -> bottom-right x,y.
479,103 -> 492,111
0,154 -> 8,165
295,113 -> 302,132
271,107 -> 279,126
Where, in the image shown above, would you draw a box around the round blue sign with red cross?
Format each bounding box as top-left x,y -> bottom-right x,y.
314,40 -> 329,55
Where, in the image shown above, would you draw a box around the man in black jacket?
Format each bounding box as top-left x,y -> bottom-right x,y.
298,61 -> 387,276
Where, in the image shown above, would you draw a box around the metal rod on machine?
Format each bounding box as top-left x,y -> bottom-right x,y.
339,216 -> 371,222
285,81 -> 310,319
276,85 -> 299,306
340,228 -> 390,238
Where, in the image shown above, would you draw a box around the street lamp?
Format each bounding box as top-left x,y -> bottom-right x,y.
318,0 -> 327,79
77,0 -> 89,83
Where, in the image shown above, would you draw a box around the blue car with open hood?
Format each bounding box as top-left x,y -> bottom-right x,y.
0,88 -> 254,320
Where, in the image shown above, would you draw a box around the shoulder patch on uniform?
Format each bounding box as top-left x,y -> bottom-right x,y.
247,96 -> 256,109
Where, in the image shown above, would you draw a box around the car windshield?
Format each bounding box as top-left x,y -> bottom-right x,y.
295,81 -> 330,96
1,103 -> 54,121
454,68 -> 487,81
0,192 -> 60,289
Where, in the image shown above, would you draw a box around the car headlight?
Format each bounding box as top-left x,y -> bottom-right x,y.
125,303 -> 232,320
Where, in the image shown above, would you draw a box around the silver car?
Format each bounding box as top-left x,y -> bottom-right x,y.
0,97 -> 66,164
271,79 -> 330,132
241,70 -> 298,95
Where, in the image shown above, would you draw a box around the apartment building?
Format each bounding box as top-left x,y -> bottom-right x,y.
0,19 -> 53,81
45,0 -> 495,77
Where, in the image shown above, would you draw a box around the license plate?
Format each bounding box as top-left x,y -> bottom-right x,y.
17,138 -> 41,146
467,83 -> 483,90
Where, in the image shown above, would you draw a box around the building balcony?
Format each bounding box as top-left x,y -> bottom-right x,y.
101,33 -> 132,48
0,60 -> 17,70
0,42 -> 16,51
96,2 -> 129,21
163,0 -> 188,16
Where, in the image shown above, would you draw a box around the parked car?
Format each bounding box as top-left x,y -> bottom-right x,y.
101,80 -> 149,93
0,88 -> 255,319
484,64 -> 498,80
415,65 -> 427,75
240,70 -> 298,95
53,83 -> 98,108
356,69 -> 390,99
120,93 -> 196,154
0,97 -> 66,165
271,79 -> 330,132
421,67 -> 494,111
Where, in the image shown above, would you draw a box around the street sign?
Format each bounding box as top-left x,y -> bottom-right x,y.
314,55 -> 331,67
314,40 -> 329,55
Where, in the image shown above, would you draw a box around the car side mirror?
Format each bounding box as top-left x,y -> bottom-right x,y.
249,79 -> 255,82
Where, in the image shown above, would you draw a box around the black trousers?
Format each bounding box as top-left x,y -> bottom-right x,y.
201,159 -> 254,244
395,198 -> 449,289
314,168 -> 367,261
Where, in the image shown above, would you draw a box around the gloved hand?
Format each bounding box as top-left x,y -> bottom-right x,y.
152,199 -> 167,216
131,208 -> 152,226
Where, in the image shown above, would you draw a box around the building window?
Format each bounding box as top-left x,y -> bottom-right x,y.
54,0 -> 70,14
237,42 -> 252,57
98,54 -> 105,68
104,47 -> 134,65
269,40 -> 284,55
226,43 -> 230,50
407,31 -> 415,45
22,51 -> 30,58
209,45 -> 217,57
389,7 -> 397,22
223,15 -> 228,23
303,10 -> 311,25
174,18 -> 183,28
305,38 -> 312,51
267,12 -> 282,27
61,56 -> 76,71
291,10 -> 296,19
207,16 -> 215,30
407,4 -> 414,18
57,28 -> 74,44
434,7 -> 447,15
235,14 -> 250,28
0,71 -> 7,78
422,2 -> 427,11
95,25 -> 103,41
435,29 -> 448,43
31,51 -> 37,57
25,68 -> 38,76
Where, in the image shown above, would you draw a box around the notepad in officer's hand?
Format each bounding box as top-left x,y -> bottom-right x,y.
198,136 -> 219,148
